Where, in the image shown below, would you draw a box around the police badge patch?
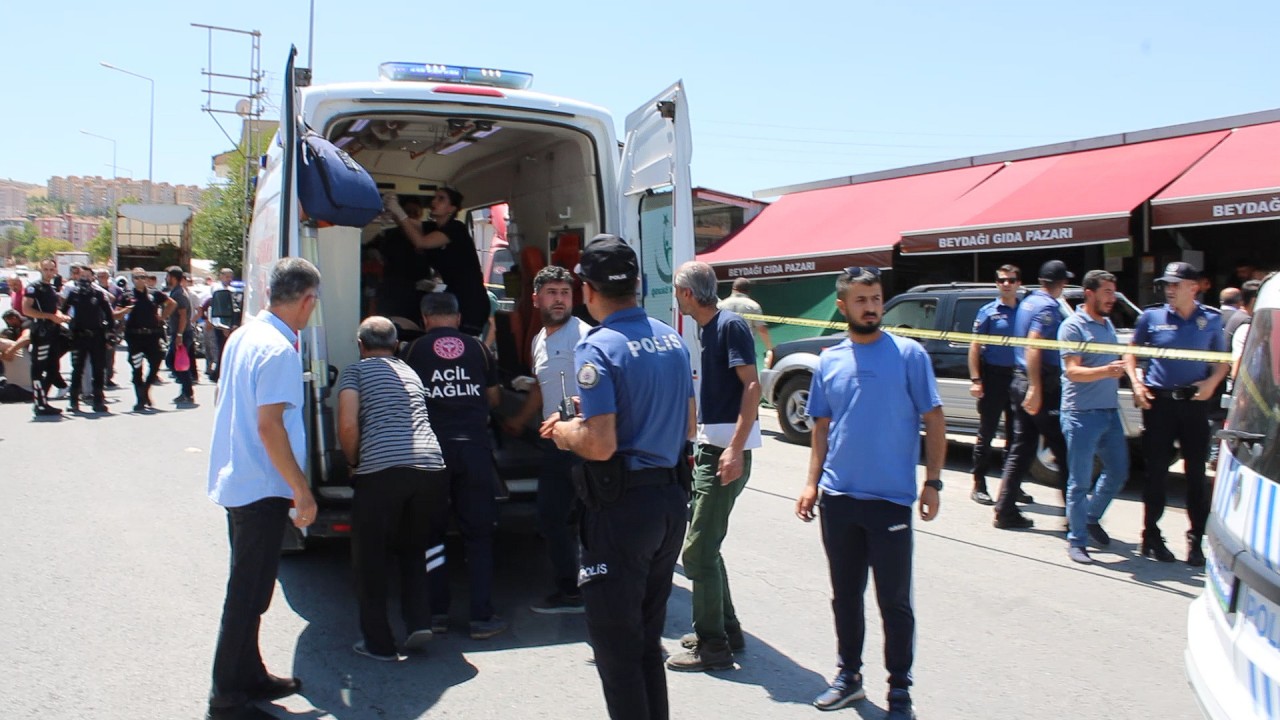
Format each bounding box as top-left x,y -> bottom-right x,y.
1196,316 -> 1208,330
577,362 -> 599,389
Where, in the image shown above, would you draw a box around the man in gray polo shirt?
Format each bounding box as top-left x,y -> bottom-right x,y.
1058,269 -> 1129,564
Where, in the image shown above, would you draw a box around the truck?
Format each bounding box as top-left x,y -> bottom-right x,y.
112,203 -> 194,274
54,251 -> 90,280
243,51 -> 696,550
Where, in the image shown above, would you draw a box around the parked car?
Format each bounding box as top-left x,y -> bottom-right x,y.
760,282 -> 1145,483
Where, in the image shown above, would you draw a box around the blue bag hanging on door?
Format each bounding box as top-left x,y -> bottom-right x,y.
296,131 -> 383,227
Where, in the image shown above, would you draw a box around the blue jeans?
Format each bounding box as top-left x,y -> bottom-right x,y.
1060,409 -> 1129,548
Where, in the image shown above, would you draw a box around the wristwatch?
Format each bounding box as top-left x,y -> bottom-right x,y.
924,478 -> 943,491
970,377 -> 982,383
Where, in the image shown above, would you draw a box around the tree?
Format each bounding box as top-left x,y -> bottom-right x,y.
87,220 -> 113,264
192,135 -> 270,276
13,237 -> 75,263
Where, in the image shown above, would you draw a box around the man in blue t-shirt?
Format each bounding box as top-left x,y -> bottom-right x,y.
1125,261 -> 1229,566
1058,270 -> 1129,564
795,266 -> 944,719
994,259 -> 1073,530
666,261 -> 761,673
967,264 -> 1021,505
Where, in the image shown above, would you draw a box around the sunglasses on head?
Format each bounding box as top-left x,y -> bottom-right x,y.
843,266 -> 882,278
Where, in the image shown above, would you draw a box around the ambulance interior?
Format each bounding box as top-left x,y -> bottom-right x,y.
313,113 -> 603,383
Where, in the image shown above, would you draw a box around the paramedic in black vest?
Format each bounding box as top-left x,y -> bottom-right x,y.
23,258 -> 71,416
382,188 -> 489,336
60,264 -> 117,413
120,268 -> 176,412
400,291 -> 507,640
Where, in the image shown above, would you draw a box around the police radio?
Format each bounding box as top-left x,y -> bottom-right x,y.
558,371 -> 576,421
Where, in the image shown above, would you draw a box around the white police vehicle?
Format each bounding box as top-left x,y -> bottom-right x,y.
244,52 -> 695,548
1187,274 -> 1280,718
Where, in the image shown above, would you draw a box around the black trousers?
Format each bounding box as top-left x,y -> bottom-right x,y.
28,337 -> 58,407
166,330 -> 195,395
995,370 -> 1068,517
819,492 -> 915,689
430,438 -> 498,621
1143,396 -> 1212,539
581,482 -> 687,720
537,441 -> 583,594
972,364 -> 1015,488
209,497 -> 291,709
351,466 -> 450,655
69,331 -> 107,402
126,332 -> 164,406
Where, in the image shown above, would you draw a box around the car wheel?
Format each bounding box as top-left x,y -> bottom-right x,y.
776,374 -> 814,445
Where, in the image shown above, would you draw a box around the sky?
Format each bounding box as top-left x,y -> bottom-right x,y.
3,0 -> 1278,199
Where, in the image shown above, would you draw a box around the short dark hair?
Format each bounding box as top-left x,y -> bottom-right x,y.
997,264 -> 1021,281
421,291 -> 460,317
1082,269 -> 1116,292
437,186 -> 463,210
533,265 -> 574,293
1242,279 -> 1264,307
835,268 -> 881,297
268,257 -> 321,305
731,278 -> 753,294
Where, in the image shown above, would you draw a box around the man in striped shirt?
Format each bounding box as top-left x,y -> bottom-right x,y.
338,316 -> 448,661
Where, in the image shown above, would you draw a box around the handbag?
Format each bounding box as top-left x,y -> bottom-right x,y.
174,343 -> 191,373
296,131 -> 383,227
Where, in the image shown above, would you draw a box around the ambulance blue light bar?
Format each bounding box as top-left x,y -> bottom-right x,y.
378,62 -> 534,90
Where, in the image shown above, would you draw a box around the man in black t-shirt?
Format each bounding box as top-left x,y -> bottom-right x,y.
120,269 -> 176,412
60,264 -> 118,413
382,188 -> 489,336
23,259 -> 71,416
164,266 -> 197,404
400,291 -> 506,640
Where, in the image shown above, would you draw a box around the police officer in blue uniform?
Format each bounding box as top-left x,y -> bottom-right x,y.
1125,262 -> 1229,566
967,264 -> 1021,505
546,235 -> 694,720
993,260 -> 1073,529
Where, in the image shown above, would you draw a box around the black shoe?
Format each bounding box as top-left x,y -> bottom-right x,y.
680,631 -> 747,654
175,393 -> 194,404
430,614 -> 450,634
885,688 -> 917,720
104,380 -> 119,389
132,404 -> 150,413
971,489 -> 995,506
1142,533 -> 1177,562
813,672 -> 865,711
247,673 -> 302,701
206,704 -> 278,720
68,399 -> 81,413
34,404 -> 63,417
1017,490 -> 1035,504
993,512 -> 1035,530
469,615 -> 509,640
1187,532 -> 1206,567
1087,522 -> 1111,547
92,400 -> 108,413
530,590 -> 586,615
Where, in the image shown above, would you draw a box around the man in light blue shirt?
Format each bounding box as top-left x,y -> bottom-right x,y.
1058,270 -> 1129,564
206,257 -> 321,720
795,266 -> 945,719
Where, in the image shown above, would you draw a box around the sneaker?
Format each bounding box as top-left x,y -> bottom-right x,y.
680,631 -> 746,654
174,393 -> 195,404
665,643 -> 734,672
813,673 -> 865,711
1017,490 -> 1035,504
885,688 -> 917,720
970,489 -> 995,506
993,512 -> 1035,530
1067,546 -> 1093,564
530,590 -> 586,615
1087,522 -> 1111,547
34,405 -> 63,417
430,614 -> 450,634
469,615 -> 509,640
352,641 -> 406,662
92,401 -> 108,413
405,629 -> 433,652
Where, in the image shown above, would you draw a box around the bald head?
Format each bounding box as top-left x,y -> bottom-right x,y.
356,315 -> 399,355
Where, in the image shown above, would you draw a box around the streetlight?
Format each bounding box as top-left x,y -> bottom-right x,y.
80,130 -> 117,179
100,61 -> 153,201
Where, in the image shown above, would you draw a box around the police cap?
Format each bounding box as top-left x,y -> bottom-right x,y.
576,234 -> 639,286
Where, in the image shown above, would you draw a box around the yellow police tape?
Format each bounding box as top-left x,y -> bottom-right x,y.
739,312 -> 1234,364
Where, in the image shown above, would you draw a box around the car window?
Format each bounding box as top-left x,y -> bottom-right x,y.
883,299 -> 937,330
953,298 -> 988,333
1227,309 -> 1280,479
1064,292 -> 1139,330
488,248 -> 513,286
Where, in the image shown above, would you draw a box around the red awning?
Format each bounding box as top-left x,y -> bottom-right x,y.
699,164 -> 999,281
1151,122 -> 1280,229
900,131 -> 1229,255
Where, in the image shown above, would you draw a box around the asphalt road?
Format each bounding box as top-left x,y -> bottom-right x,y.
0,356 -> 1206,719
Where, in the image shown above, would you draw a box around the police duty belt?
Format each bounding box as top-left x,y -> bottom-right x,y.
740,313 -> 1233,364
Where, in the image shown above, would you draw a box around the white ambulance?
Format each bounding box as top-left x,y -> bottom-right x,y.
243,50 -> 695,547
1187,274 -> 1280,718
